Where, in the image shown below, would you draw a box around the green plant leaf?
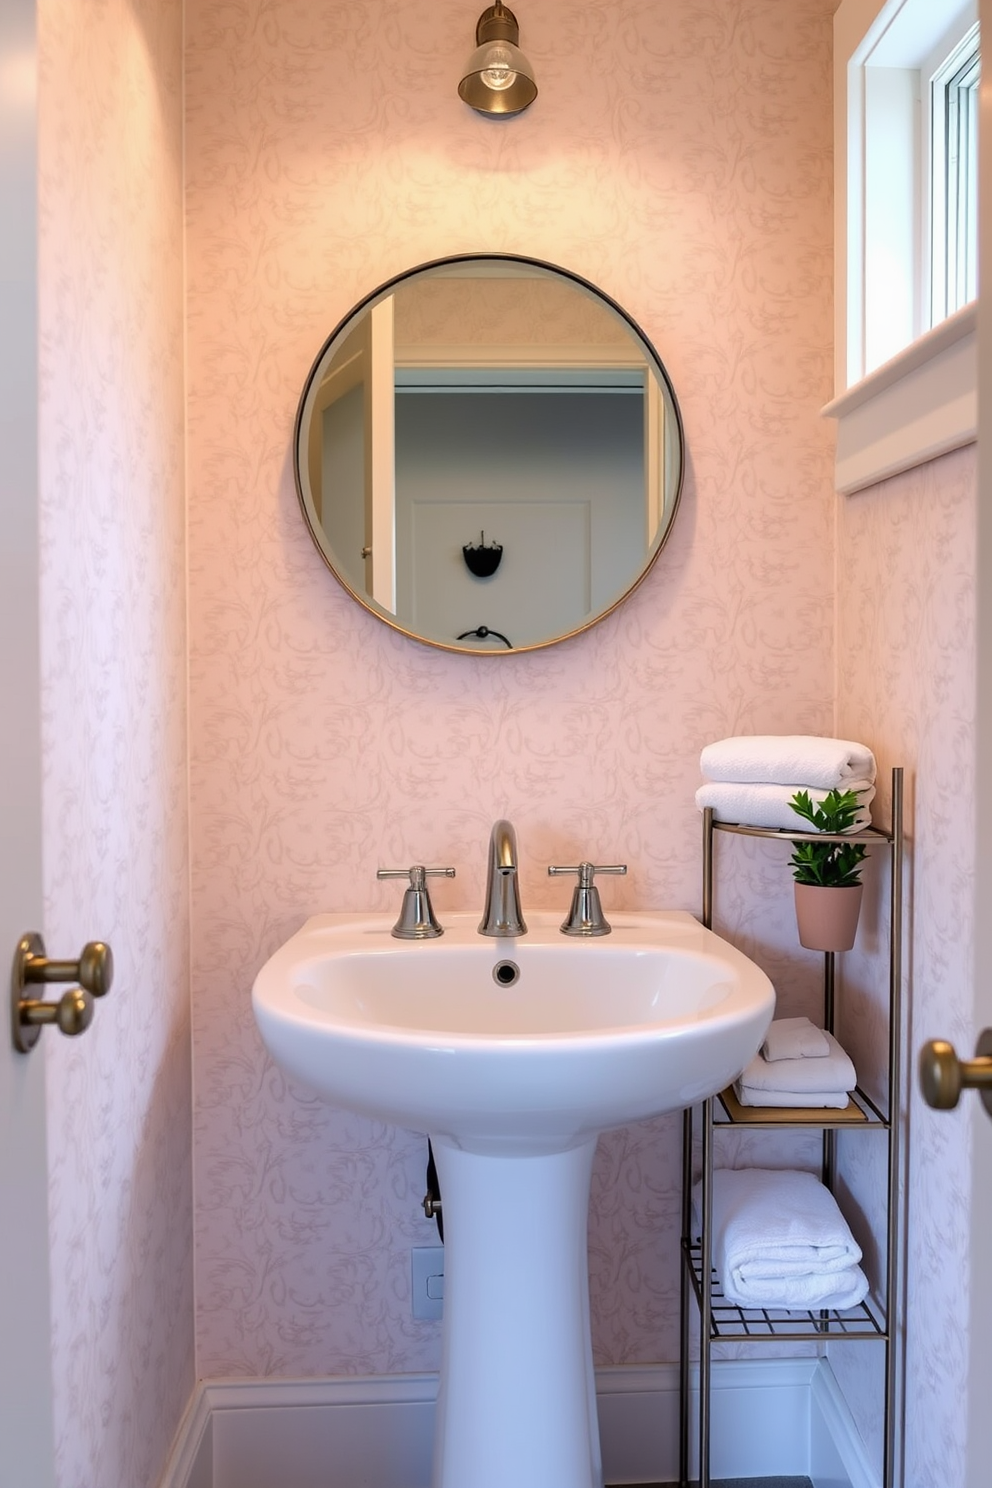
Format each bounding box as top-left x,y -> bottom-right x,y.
787,787 -> 868,885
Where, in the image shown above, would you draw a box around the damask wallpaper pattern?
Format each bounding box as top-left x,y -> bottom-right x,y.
37,2 -> 193,1485
833,446 -> 977,1485
186,0 -> 838,1378
28,1 -> 980,1484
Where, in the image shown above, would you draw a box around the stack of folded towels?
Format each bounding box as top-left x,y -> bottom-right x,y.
695,735 -> 877,831
734,1015 -> 857,1109
692,1167 -> 869,1311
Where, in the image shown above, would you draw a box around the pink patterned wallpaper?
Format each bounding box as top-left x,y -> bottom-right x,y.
832,446 -> 977,1484
27,0 -> 977,1478
37,1 -> 193,1485
186,0 -> 838,1378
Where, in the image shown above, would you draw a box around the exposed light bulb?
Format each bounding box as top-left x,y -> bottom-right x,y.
479,43 -> 517,91
458,4 -> 537,116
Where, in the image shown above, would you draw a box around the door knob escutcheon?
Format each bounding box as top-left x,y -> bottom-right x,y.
11,932 -> 114,1053
919,1028 -> 992,1117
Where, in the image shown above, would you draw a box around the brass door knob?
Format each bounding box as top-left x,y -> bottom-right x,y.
11,932 -> 114,1054
919,1029 -> 992,1117
21,986 -> 95,1038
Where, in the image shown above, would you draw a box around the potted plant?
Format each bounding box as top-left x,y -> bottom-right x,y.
788,787 -> 868,952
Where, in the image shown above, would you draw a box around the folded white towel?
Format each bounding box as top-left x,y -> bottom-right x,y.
692,1167 -> 869,1310
700,735 -> 877,789
762,1016 -> 830,1062
695,780 -> 875,832
738,1031 -> 856,1096
733,1082 -> 851,1110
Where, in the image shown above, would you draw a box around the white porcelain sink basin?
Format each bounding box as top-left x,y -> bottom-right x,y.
252,907 -> 773,1488
252,909 -> 774,1154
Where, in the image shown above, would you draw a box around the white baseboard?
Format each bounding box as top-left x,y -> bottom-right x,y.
159,1358 -> 879,1488
600,1357 -> 820,1482
158,1383 -> 213,1488
810,1359 -> 882,1488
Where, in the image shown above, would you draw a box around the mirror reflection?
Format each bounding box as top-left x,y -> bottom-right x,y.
295,255 -> 684,653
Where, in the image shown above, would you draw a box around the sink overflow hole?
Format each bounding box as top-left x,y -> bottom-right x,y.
493,960 -> 520,987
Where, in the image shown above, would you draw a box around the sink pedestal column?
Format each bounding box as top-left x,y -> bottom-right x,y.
430,1135 -> 602,1488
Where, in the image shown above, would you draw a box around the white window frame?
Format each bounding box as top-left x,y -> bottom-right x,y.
929,22 -> 980,324
826,0 -> 978,494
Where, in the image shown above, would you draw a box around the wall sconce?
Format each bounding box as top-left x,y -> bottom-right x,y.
462,531 -> 504,577
458,2 -> 537,117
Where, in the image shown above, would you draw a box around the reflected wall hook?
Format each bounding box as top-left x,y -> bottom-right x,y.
462,531 -> 503,578
457,625 -> 512,648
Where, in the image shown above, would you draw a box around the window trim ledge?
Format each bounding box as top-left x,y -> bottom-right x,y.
821,299 -> 977,494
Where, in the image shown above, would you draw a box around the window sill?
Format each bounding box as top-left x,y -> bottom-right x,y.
821,300 -> 977,495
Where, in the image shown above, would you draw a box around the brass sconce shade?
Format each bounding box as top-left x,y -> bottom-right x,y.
458,2 -> 537,117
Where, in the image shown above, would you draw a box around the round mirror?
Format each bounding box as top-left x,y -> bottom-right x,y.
294,254 -> 684,654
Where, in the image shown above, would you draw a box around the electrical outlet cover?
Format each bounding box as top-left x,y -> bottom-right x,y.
411,1246 -> 444,1320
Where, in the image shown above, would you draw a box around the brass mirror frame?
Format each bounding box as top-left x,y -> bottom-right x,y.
293,252 -> 685,655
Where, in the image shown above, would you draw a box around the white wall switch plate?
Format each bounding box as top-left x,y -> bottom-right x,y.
411,1246 -> 444,1320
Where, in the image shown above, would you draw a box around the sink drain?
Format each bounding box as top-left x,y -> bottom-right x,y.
492,959 -> 520,987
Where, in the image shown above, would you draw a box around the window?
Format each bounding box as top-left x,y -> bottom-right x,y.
930,23 -> 980,324
845,0 -> 979,381
825,0 -> 979,494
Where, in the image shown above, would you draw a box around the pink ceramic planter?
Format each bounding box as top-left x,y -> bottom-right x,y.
794,882 -> 864,952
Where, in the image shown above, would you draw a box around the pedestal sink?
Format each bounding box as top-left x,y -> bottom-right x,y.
252,910 -> 774,1488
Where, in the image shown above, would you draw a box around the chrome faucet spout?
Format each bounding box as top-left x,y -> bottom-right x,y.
479,819 -> 528,938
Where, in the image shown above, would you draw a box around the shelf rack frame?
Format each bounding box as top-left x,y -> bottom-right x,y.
678,767 -> 904,1488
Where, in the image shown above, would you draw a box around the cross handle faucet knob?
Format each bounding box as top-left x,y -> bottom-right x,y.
376,866 -> 456,940
547,861 -> 627,937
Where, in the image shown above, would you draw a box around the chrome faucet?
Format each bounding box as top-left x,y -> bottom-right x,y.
478,819 -> 528,938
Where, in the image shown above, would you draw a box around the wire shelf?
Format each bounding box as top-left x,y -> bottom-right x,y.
682,1240 -> 887,1342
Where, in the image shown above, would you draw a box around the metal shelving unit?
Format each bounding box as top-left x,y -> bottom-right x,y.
679,767 -> 904,1488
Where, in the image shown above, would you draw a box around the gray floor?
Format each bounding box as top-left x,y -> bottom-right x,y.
614,1479 -> 813,1487
708,1480 -> 812,1487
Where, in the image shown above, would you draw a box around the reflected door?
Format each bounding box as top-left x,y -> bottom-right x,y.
394,389 -> 644,648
